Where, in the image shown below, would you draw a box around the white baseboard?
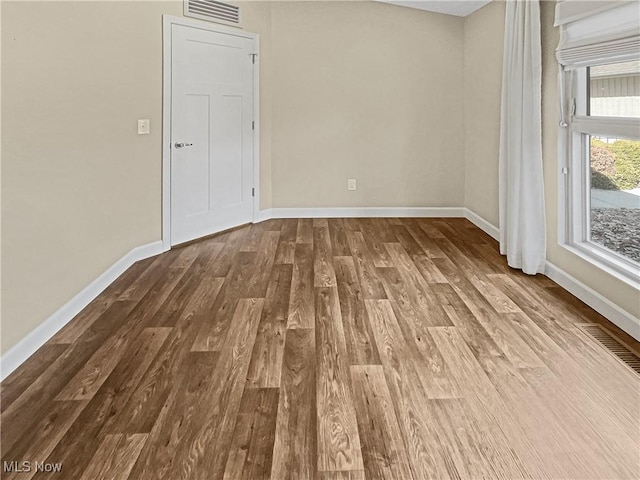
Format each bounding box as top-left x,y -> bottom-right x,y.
269,206 -> 467,219
544,261 -> 640,341
465,208 -> 499,241
0,240 -> 164,381
4,208 -> 638,381
254,209 -> 273,223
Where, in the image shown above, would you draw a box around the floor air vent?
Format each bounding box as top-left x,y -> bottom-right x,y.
184,0 -> 241,27
577,324 -> 640,375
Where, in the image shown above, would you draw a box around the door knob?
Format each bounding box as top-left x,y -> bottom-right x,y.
174,142 -> 193,148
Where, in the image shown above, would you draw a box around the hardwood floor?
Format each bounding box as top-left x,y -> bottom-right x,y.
2,218 -> 639,479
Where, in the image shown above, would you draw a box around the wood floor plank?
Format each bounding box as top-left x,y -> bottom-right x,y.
32,391 -> 119,480
315,287 -> 364,472
190,252 -> 256,352
350,365 -> 414,480
342,218 -> 362,233
2,400 -> 89,480
240,222 -> 267,252
97,327 -> 171,431
314,224 -> 337,287
391,224 -> 427,257
296,218 -> 313,244
55,326 -> 170,404
403,220 -> 447,259
187,298 -> 265,478
245,230 -> 280,298
287,243 -> 315,329
54,332 -> 134,402
271,328 -> 317,480
433,256 -> 543,369
275,219 -> 298,266
279,218 -> 298,243
126,351 -> 220,480
430,326 -> 544,479
345,231 -> 387,299
3,219 -> 639,480
223,388 -> 279,480
364,299 -> 454,480
334,256 -> 381,366
411,254 -> 449,284
147,267 -> 206,328
196,241 -> 225,275
476,343 -> 623,480
206,227 -> 246,277
357,219 -> 394,268
1,343 -> 69,413
427,398 -> 499,479
329,218 -> 350,256
275,240 -> 295,265
137,299 -> 264,480
111,277 -> 224,433
79,433 -> 147,480
431,282 -> 504,365
28,328 -> 170,480
384,242 -> 451,326
53,252 -> 199,402
377,267 -> 460,400
1,322 -> 130,455
518,361 -> 640,479
246,264 -> 293,388
115,253 -> 180,303
318,471 -> 366,480
168,243 -> 203,269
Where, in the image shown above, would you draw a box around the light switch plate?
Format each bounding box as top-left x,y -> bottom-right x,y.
138,119 -> 150,135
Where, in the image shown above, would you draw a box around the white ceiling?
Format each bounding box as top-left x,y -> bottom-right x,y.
375,0 -> 493,17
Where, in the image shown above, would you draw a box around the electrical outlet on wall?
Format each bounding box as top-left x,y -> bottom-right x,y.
137,119 -> 150,135
347,179 -> 357,191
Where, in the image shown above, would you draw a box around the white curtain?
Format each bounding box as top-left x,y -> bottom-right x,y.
499,0 -> 546,275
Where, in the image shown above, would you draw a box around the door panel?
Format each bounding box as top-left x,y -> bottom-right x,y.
171,25 -> 254,246
212,93 -> 244,208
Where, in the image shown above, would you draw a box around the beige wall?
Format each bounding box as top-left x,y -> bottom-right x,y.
1,1 -> 465,354
463,0 -> 640,319
2,1 -> 179,353
463,0 -> 504,226
0,0 -> 278,354
270,1 -> 465,208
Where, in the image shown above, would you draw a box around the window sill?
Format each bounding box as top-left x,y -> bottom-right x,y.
559,241 -> 640,291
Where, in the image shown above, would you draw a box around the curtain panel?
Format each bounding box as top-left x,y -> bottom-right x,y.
498,0 -> 546,275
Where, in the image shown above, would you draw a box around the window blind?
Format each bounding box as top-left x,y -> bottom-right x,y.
555,0 -> 640,68
554,0 -> 631,26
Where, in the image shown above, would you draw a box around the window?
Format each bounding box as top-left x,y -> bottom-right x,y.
556,2 -> 640,286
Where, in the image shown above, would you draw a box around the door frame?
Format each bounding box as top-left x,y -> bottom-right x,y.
162,15 -> 260,251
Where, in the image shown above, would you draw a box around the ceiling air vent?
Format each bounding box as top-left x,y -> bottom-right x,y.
184,0 -> 241,27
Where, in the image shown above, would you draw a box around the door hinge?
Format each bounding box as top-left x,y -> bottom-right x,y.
252,187 -> 255,197
250,53 -> 258,64
251,121 -> 255,131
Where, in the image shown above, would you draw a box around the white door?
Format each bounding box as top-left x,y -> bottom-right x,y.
171,24 -> 255,246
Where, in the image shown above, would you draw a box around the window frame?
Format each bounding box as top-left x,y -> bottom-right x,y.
560,65 -> 640,288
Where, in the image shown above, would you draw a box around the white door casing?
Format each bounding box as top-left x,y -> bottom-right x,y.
162,16 -> 259,249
